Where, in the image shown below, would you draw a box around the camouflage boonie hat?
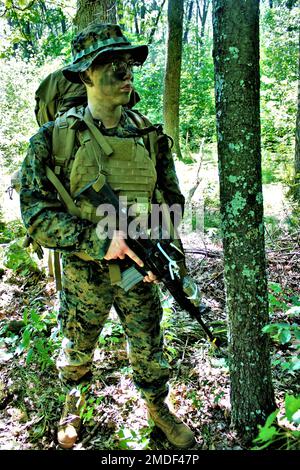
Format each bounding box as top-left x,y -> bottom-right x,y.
63,23 -> 148,83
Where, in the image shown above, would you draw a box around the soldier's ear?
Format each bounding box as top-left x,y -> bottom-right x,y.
79,71 -> 93,87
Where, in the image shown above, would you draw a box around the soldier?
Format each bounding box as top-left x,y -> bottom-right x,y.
20,23 -> 195,449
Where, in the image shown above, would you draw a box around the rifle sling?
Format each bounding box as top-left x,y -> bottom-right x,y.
45,165 -> 81,218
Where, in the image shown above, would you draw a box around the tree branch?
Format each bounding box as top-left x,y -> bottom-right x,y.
11,0 -> 37,12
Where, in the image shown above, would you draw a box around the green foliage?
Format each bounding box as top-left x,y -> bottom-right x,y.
263,321 -> 297,348
180,39 -> 216,150
0,58 -> 40,171
0,1 -> 74,62
135,36 -> 216,150
259,284 -> 300,449
0,361 -> 63,442
252,409 -> 280,449
186,390 -> 203,409
252,395 -> 300,450
118,426 -> 151,450
0,305 -> 59,372
160,291 -> 180,362
0,218 -> 26,243
80,394 -> 104,425
98,319 -> 125,347
40,29 -> 73,63
259,282 -> 300,448
134,47 -> 164,124
265,283 -> 300,373
16,307 -> 59,370
267,281 -> 290,312
3,238 -> 39,276
262,151 -> 283,184
202,183 -> 222,238
260,2 -> 298,174
204,210 -> 221,232
263,319 -> 300,374
264,215 -> 286,242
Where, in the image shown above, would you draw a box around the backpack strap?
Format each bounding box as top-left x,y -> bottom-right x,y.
44,163 -> 81,292
83,107 -> 114,156
52,106 -> 84,175
126,109 -> 158,166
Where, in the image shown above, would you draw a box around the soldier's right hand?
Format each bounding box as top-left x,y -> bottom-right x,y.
104,230 -> 144,268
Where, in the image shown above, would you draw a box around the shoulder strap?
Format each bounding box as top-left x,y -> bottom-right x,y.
52,106 -> 84,174
126,109 -> 158,166
83,107 -> 113,156
45,165 -> 81,218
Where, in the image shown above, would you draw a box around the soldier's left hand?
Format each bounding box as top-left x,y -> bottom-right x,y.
143,271 -> 158,283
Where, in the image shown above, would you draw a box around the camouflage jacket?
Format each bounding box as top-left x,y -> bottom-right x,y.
20,109 -> 185,261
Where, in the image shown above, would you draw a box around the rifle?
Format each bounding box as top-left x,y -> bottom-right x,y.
82,180 -> 221,348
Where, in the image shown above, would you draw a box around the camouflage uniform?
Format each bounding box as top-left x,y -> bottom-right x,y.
20,110 -> 184,404
20,22 -> 196,451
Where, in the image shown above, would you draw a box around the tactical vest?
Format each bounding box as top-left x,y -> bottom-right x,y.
50,106 -> 161,284
70,127 -> 157,224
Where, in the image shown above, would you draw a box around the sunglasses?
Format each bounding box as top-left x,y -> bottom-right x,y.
96,57 -> 142,74
110,59 -> 142,74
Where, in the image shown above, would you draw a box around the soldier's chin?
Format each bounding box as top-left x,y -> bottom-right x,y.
119,92 -> 131,105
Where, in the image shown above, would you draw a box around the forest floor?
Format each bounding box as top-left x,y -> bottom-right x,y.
0,153 -> 299,453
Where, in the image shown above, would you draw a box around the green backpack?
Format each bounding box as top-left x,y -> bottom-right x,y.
34,68 -> 87,126
10,68 -> 87,193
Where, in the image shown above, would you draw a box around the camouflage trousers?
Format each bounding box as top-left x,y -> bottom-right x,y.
56,254 -> 170,404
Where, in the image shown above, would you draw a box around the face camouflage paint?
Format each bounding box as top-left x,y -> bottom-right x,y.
110,59 -> 142,80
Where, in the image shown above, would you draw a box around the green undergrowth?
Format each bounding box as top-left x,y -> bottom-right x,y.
252,283 -> 300,450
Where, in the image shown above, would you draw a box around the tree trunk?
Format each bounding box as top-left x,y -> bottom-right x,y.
196,0 -> 210,46
183,0 -> 194,43
117,1 -> 126,29
294,29 -> 300,200
148,0 -> 166,45
163,0 -> 184,160
74,0 -> 117,30
140,0 -> 146,35
212,0 -> 276,443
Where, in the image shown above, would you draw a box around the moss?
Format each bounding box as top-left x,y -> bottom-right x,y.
256,192 -> 263,204
228,142 -> 244,152
242,267 -> 256,280
228,46 -> 239,59
228,175 -> 240,183
228,191 -> 247,216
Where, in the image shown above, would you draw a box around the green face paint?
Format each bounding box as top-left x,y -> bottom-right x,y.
111,59 -> 141,80
99,69 -> 119,88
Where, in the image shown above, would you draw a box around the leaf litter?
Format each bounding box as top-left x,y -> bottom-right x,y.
0,230 -> 299,451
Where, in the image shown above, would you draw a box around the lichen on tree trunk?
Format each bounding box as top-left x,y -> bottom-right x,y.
212,0 -> 276,443
74,0 -> 117,30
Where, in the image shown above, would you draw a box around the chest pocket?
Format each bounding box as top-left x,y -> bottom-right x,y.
102,136 -> 157,203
